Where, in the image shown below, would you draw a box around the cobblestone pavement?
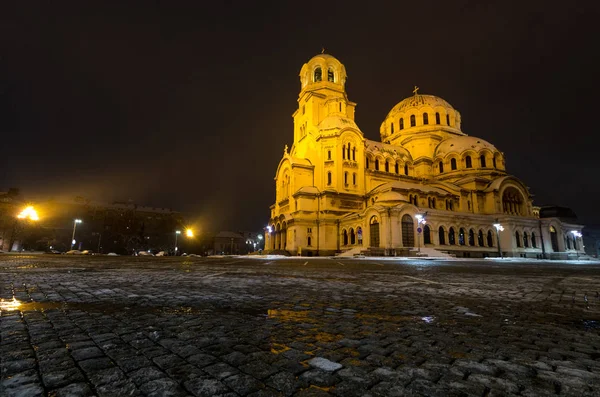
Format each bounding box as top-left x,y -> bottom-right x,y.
2,255 -> 600,397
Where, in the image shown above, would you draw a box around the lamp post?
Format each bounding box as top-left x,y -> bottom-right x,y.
571,230 -> 582,259
10,206 -> 40,252
71,219 -> 82,250
415,214 -> 426,253
493,221 -> 504,258
174,230 -> 181,256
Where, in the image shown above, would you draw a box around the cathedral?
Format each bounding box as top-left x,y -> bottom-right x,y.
266,53 -> 583,258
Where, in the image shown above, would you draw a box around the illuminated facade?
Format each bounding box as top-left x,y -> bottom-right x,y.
266,53 -> 584,258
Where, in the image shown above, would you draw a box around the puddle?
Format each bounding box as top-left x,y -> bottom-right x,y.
0,298 -> 268,317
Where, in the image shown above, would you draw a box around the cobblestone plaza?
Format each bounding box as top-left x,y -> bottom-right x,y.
2,255 -> 600,396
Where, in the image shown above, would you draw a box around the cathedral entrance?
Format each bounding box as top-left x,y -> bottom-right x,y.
401,214 -> 414,247
550,226 -> 559,252
369,216 -> 380,247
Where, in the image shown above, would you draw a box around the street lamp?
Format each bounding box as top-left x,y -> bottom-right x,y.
571,230 -> 582,258
71,219 -> 82,250
493,222 -> 504,258
10,206 -> 40,252
415,214 -> 426,253
186,229 -> 194,238
174,230 -> 181,255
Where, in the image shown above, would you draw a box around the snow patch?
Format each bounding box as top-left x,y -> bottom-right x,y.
308,357 -> 343,372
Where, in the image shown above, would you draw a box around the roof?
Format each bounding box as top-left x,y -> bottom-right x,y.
435,136 -> 498,157
365,139 -> 412,160
370,181 -> 451,196
318,116 -> 360,131
389,94 -> 454,114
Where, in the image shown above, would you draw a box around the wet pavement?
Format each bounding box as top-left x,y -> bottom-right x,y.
2,255 -> 600,396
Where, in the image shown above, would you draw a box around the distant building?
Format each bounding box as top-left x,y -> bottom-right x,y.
213,231 -> 246,255
266,53 -> 584,258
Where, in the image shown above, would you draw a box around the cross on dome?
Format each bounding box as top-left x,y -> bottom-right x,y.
413,85 -> 420,95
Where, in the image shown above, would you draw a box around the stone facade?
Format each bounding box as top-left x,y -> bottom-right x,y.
266,53 -> 583,258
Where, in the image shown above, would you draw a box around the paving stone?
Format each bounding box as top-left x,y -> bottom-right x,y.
78,357 -> 114,373
2,382 -> 45,397
153,354 -> 187,370
223,373 -> 265,395
50,382 -> 94,397
187,353 -> 217,368
42,367 -> 85,389
129,366 -> 167,386
240,360 -> 279,379
95,379 -> 141,397
1,369 -> 39,389
87,367 -> 127,387
1,359 -> 36,376
139,377 -> 188,397
266,371 -> 299,396
203,362 -> 240,380
71,346 -> 105,361
184,375 -> 231,396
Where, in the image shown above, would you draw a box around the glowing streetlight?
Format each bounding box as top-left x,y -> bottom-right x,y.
70,219 -> 82,250
493,221 -> 504,258
415,214 -> 426,253
17,206 -> 39,221
174,230 -> 181,255
186,229 -> 194,238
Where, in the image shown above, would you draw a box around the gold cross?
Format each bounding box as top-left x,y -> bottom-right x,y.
321,47 -> 325,54
413,85 -> 419,95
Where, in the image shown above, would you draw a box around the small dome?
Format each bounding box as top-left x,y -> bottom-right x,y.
434,136 -> 497,157
299,53 -> 347,90
376,191 -> 406,203
318,115 -> 359,131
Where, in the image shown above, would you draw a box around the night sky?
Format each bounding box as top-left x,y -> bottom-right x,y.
1,1 -> 598,231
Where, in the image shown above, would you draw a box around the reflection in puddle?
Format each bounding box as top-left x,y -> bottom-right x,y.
0,298 -> 22,311
270,343 -> 291,354
268,309 -> 310,321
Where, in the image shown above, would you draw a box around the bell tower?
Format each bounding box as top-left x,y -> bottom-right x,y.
293,53 -> 356,145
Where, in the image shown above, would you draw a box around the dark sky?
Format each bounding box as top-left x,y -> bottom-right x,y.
1,1 -> 598,231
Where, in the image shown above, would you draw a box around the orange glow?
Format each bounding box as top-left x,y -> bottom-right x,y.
17,206 -> 39,221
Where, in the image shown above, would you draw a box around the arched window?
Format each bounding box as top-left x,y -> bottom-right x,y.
459,228 -> 466,245
515,231 -> 522,247
468,229 -> 475,246
404,164 -> 409,175
432,198 -> 436,208
449,227 -> 456,245
493,157 -> 497,168
566,235 -> 571,249
480,155 -> 487,168
435,112 -> 440,124
366,158 -> 369,169
531,232 -> 537,248
352,147 -> 356,160
327,172 -> 332,185
487,230 -> 494,247
370,216 -> 380,248
574,236 -> 579,250
390,123 -> 394,133
446,114 -> 450,125
423,113 -> 429,125
395,163 -> 399,174
344,172 -> 348,185
339,102 -> 342,112
314,67 -> 322,82
438,227 -> 446,245
350,228 -> 356,245
307,236 -> 312,246
342,144 -> 346,159
343,229 -> 348,245
478,230 -> 484,246
451,158 -> 457,170
347,145 -> 351,160
523,232 -> 529,248
399,118 -> 404,130
410,115 -> 416,127
465,156 -> 472,168
375,159 -> 380,171
352,173 -> 356,185
327,68 -> 334,82
550,226 -> 558,252
502,187 -> 524,215
439,161 -> 444,173
423,225 -> 431,244
327,150 -> 331,160
385,161 -> 389,172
